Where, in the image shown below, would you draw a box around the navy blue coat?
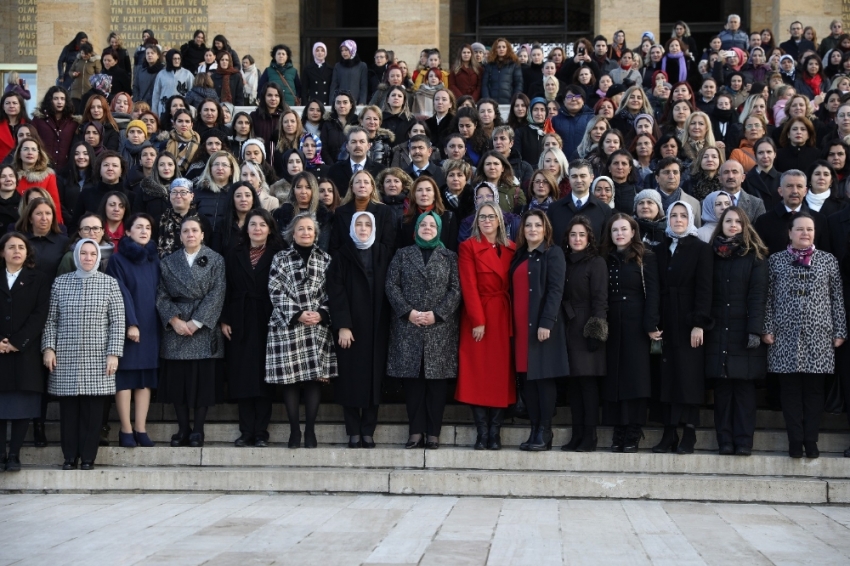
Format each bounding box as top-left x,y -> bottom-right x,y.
105,237 -> 161,370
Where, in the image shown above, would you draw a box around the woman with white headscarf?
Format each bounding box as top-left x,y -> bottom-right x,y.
302,42 -> 334,105
42,239 -> 126,471
327,211 -> 393,448
651,200 -> 714,455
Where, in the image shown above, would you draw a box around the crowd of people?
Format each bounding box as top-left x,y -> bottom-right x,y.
3,16 -> 850,473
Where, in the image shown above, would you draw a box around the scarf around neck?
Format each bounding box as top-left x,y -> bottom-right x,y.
787,244 -> 815,267
713,234 -> 744,258
661,51 -> 688,83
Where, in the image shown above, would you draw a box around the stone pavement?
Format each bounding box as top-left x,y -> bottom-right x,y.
2,494 -> 850,565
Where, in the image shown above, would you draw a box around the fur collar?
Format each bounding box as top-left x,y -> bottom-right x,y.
141,176 -> 169,199
19,167 -> 55,183
342,124 -> 396,143
118,236 -> 158,263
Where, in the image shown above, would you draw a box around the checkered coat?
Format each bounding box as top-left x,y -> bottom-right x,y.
42,272 -> 126,396
265,246 -> 338,384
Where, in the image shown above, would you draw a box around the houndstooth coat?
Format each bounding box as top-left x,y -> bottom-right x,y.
763,249 -> 848,374
265,246 -> 338,384
42,272 -> 126,396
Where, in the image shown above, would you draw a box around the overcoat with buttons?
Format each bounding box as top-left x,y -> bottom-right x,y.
302,63 -> 334,105
563,250 -> 608,377
508,242 -> 570,380
604,250 -> 660,401
653,235 -> 714,405
0,267 -> 50,393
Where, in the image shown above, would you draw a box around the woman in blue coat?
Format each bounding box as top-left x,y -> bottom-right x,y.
105,213 -> 161,447
481,39 -> 523,104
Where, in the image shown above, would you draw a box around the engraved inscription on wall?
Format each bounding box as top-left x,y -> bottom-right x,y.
0,0 -> 38,64
111,0 -> 209,48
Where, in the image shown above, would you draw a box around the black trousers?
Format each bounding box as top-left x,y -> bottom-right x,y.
779,373 -> 825,443
567,376 -> 599,428
522,375 -> 558,424
0,419 -> 29,456
59,396 -> 105,463
402,377 -> 447,436
238,397 -> 273,440
714,379 -> 756,449
342,405 -> 379,436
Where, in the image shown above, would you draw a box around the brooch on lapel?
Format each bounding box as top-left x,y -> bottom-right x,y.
197,256 -> 208,267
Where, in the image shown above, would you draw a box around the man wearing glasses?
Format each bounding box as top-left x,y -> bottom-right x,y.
549,85 -> 594,159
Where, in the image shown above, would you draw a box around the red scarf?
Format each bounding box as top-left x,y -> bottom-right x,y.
803,73 -> 823,97
619,62 -> 632,71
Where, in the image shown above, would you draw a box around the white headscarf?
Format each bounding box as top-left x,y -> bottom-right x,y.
349,211 -> 376,250
665,200 -> 699,241
73,238 -> 102,279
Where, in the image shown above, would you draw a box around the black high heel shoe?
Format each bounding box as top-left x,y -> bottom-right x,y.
171,430 -> 191,447
405,435 -> 424,449
188,432 -> 204,447
361,436 -> 376,449
62,458 -> 78,470
348,435 -> 362,448
288,430 -> 302,449
304,429 -> 318,448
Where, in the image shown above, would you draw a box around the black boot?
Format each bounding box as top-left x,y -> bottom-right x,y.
487,409 -> 504,450
99,424 -> 111,447
520,423 -> 537,451
676,426 -> 696,454
472,407 -> 489,450
611,426 -> 625,452
623,424 -> 643,453
529,421 -> 552,451
560,425 -> 584,452
652,426 -> 679,453
33,421 -> 47,447
576,427 -> 597,452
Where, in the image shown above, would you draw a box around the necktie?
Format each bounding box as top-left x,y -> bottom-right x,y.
576,199 -> 582,209
353,163 -> 362,173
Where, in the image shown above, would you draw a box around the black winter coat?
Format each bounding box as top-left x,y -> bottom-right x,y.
604,251 -> 660,401
509,243 -> 570,380
327,239 -> 392,407
222,242 -> 283,399
192,182 -> 231,236
302,63 -> 334,105
742,167 -> 781,211
382,112 -> 416,148
28,232 -> 70,280
653,235 -> 714,405
704,251 -> 768,380
211,71 -> 245,106
613,182 -> 638,214
0,268 -> 50,394
132,177 -> 170,229
71,181 -> 131,230
754,202 -> 831,255
547,194 -> 613,246
0,192 -> 21,232
326,158 -> 383,199
481,62 -> 523,104
320,114 -> 358,165
514,124 -> 546,167
774,145 -> 821,173
563,250 -> 608,377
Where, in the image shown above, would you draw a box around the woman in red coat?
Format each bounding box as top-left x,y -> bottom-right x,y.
14,137 -> 64,225
457,202 -> 516,449
448,45 -> 482,101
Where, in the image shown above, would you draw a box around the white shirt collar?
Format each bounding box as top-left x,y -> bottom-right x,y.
572,192 -> 589,206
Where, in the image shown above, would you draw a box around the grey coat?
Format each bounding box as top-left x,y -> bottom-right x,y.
385,245 -> 462,379
764,249 -> 847,374
156,246 -> 226,360
330,60 -> 369,104
42,272 -> 125,396
731,189 -> 766,222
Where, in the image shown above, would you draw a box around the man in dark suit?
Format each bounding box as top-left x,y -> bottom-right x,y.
547,159 -> 612,243
779,21 -> 817,62
403,135 -> 446,188
753,169 -> 830,254
743,138 -> 782,211
326,126 -> 384,198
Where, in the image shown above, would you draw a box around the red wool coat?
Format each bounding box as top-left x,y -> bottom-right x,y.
17,169 -> 64,225
456,236 -> 516,407
448,67 -> 482,101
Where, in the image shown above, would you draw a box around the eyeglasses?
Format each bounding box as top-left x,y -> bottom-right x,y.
478,214 -> 498,222
532,179 -> 549,186
564,94 -> 582,101
212,163 -> 231,169
79,226 -> 103,233
744,124 -> 763,130
171,190 -> 191,197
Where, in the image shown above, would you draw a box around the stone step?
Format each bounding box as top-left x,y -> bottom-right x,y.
12,444 -> 850,479
1,464 -> 847,504
40,402 -> 850,430
24,422 -> 850,453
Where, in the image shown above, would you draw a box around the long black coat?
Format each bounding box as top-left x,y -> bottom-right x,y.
604,251 -> 660,401
222,242 -> 283,399
563,250 -> 608,377
754,202 -> 831,255
509,243 -> 570,380
743,167 -> 781,212
327,240 -> 392,407
0,268 -> 50,393
301,63 -> 334,105
653,235 -> 714,405
705,251 -> 768,380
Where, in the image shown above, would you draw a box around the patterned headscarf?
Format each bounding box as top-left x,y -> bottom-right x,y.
299,132 -> 324,166
341,40 -> 357,58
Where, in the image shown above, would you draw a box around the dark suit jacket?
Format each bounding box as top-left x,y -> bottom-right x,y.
404,162 -> 446,189
546,194 -> 613,247
779,38 -> 817,62
753,201 -> 830,255
326,158 -> 384,199
827,205 -> 850,263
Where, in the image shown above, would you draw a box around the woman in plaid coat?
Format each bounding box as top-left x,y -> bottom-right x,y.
42,239 -> 125,471
266,212 -> 337,449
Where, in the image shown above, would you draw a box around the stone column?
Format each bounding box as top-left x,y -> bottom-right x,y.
209,0 -> 276,66
379,0 -> 448,72
273,0 -> 300,68
36,0 -> 111,100
594,0 -> 659,46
